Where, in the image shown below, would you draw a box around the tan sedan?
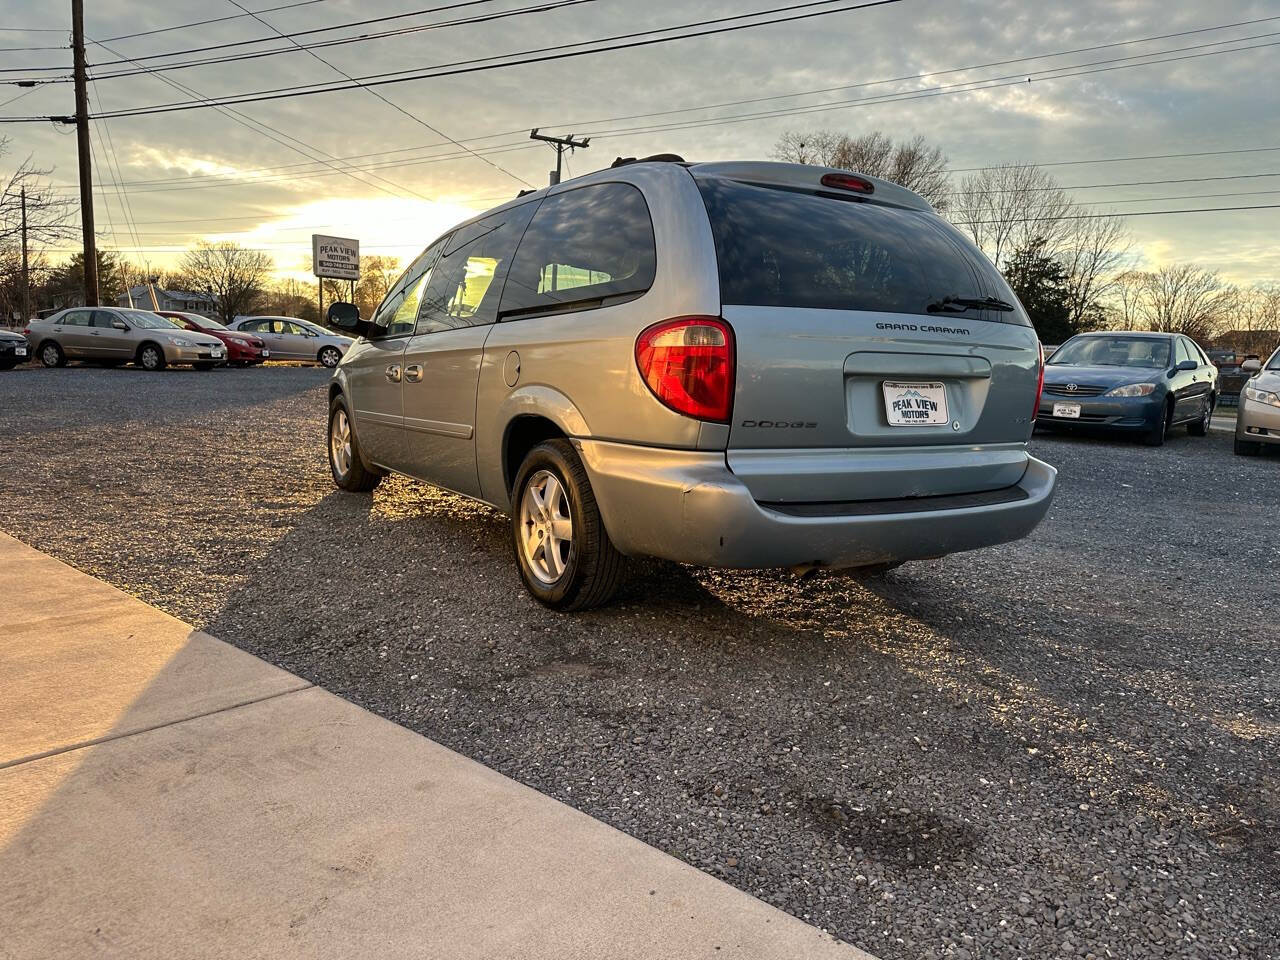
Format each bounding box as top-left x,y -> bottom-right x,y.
25,307 -> 227,371
1235,347 -> 1280,456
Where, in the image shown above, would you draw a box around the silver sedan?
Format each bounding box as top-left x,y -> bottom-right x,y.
225,316 -> 354,367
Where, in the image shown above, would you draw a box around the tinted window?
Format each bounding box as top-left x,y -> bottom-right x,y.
500,182 -> 656,317
1175,338 -> 1193,365
61,310 -> 91,327
370,238 -> 447,337
91,310 -> 118,328
695,177 -> 1028,324
415,203 -> 537,335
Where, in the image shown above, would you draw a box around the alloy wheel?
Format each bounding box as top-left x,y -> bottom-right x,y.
321,347 -> 340,368
41,344 -> 60,367
518,469 -> 573,585
330,408 -> 352,477
141,347 -> 160,371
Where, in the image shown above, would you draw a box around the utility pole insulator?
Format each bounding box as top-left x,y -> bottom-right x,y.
71,0 -> 98,307
529,129 -> 591,188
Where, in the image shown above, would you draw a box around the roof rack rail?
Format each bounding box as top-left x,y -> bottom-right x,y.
610,153 -> 686,168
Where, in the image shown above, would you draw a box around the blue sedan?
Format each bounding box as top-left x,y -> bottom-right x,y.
1036,331 -> 1218,446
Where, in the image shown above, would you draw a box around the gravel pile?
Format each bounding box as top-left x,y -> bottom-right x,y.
1,364 -> 1276,959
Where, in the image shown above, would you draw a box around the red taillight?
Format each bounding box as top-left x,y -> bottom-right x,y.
22,327 -> 31,336
1032,341 -> 1045,420
635,317 -> 735,423
820,172 -> 875,195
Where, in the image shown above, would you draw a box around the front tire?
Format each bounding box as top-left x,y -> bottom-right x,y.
319,346 -> 342,368
328,396 -> 381,492
1142,401 -> 1173,447
1235,435 -> 1262,457
39,341 -> 65,368
137,343 -> 166,371
511,439 -> 625,611
1188,394 -> 1214,436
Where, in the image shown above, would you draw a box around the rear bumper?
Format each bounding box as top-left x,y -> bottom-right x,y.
577,440 -> 1057,570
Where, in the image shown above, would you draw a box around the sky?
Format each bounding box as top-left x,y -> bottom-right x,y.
2,0 -> 1279,286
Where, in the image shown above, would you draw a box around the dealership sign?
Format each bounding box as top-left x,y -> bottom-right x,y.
312,234 -> 360,280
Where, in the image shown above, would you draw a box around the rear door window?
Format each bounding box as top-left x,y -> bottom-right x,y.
695,176 -> 1027,324
415,202 -> 537,335
499,182 -> 657,318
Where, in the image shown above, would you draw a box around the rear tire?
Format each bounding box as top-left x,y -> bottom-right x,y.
511,439 -> 625,611
328,395 -> 381,492
137,343 -> 166,371
1142,401 -> 1173,447
1235,435 -> 1262,457
1188,394 -> 1214,436
319,346 -> 341,368
39,341 -> 65,368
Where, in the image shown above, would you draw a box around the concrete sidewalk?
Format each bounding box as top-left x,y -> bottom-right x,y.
0,533 -> 873,960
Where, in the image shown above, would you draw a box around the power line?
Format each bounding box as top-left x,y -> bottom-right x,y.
99,0 -> 338,43
47,0 -> 911,118
948,146 -> 1280,173
974,203 -> 1280,223
221,0 -> 532,187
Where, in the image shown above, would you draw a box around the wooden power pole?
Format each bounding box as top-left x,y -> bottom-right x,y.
71,0 -> 98,306
529,129 -> 590,186
20,187 -> 30,322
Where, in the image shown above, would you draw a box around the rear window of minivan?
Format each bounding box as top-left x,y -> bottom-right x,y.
695,177 -> 1028,324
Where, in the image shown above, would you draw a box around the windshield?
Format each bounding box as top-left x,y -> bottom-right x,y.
695,176 -> 1029,324
118,309 -> 180,329
1049,336 -> 1171,369
192,315 -> 225,329
1268,348 -> 1280,371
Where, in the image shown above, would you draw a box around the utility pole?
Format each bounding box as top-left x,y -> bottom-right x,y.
71,0 -> 98,306
529,129 -> 590,186
20,187 -> 30,323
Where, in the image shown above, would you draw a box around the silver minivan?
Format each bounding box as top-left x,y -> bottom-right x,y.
325,160 -> 1057,610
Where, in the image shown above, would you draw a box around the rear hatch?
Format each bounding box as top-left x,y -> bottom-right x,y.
691,163 -> 1041,504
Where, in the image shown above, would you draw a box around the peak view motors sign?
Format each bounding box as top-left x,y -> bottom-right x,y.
312,234 -> 360,281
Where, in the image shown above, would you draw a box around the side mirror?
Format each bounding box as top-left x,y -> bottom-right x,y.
1175,359 -> 1197,372
326,301 -> 368,337
112,319 -> 128,331
1241,359 -> 1262,373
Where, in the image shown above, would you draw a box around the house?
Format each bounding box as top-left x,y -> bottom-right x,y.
116,286 -> 217,318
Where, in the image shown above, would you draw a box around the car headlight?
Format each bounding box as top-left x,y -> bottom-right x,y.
1103,382 -> 1157,397
1244,384 -> 1280,407
170,337 -> 193,347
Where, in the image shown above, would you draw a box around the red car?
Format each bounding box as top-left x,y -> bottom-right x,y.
156,311 -> 269,366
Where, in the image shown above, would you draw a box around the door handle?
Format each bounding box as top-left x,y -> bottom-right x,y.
404,364 -> 424,383
386,364 -> 402,383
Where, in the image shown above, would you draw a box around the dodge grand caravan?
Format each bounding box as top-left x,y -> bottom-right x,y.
324,159 -> 1057,610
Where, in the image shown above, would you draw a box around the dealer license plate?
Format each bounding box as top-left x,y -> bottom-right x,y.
883,381 -> 949,426
15,346 -> 26,356
1053,402 -> 1082,419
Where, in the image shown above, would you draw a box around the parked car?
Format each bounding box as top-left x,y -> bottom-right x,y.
1036,331 -> 1217,446
25,307 -> 226,370
0,328 -> 29,368
322,159 -> 1056,610
155,311 -> 268,366
1218,353 -> 1261,399
1234,348 -> 1280,456
1207,349 -> 1237,368
225,316 -> 353,367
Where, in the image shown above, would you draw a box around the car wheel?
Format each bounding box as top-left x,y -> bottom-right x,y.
328,395 -> 381,492
138,343 -> 166,371
1142,401 -> 1173,447
1234,435 -> 1262,457
319,346 -> 342,368
511,439 -> 625,612
39,341 -> 65,368
1188,394 -> 1214,436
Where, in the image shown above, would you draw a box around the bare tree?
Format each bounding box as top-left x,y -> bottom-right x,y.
772,129 -> 950,209
1231,283 -> 1280,354
950,164 -> 1074,272
1108,270 -> 1148,330
177,242 -> 274,325
1129,264 -> 1237,342
0,138 -> 76,319
1057,212 -> 1130,331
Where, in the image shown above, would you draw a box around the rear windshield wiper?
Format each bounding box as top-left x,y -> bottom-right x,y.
927,295 -> 1015,313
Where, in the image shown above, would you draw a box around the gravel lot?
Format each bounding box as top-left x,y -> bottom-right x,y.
1,364 -> 1276,960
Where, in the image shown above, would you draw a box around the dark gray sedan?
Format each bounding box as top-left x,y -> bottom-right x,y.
0,328 -> 29,369
1036,331 -> 1218,446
